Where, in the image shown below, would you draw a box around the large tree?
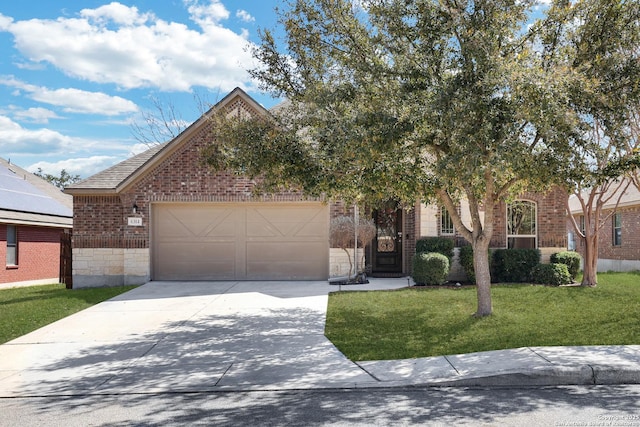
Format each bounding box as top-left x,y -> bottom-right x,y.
538,0 -> 640,286
205,0 -> 589,316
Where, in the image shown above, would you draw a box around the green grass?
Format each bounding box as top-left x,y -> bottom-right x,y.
0,283 -> 137,344
325,272 -> 640,361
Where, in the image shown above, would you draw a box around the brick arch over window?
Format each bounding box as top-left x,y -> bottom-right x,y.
507,200 -> 537,249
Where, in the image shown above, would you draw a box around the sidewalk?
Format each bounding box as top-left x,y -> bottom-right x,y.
0,279 -> 638,398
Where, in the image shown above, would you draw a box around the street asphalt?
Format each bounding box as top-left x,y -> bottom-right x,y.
0,278 -> 638,398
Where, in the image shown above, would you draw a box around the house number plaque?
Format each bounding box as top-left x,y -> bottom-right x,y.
127,217 -> 143,227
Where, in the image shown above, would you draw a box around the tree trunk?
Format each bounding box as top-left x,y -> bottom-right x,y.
342,248 -> 353,278
581,234 -> 598,287
472,237 -> 492,317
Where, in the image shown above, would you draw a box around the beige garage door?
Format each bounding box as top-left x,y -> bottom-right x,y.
152,202 -> 329,280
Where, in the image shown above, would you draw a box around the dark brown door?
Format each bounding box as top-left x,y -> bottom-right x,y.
371,205 -> 403,274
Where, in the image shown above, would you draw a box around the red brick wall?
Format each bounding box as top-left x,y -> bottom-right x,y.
572,205 -> 640,261
0,224 -> 63,284
490,187 -> 567,248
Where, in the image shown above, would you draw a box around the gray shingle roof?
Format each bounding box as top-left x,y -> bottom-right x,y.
65,143 -> 167,192
64,88 -> 271,195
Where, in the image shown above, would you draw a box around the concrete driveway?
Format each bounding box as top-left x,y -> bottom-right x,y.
1,278 -> 638,398
0,279 -> 408,397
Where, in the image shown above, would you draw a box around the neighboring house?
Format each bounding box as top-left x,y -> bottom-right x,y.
64,88 -> 568,287
0,158 -> 73,289
568,181 -> 640,272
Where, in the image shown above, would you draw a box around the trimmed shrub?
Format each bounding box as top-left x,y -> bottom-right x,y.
415,237 -> 455,261
530,263 -> 572,286
550,251 -> 581,280
412,252 -> 450,285
492,249 -> 541,283
459,245 -> 475,283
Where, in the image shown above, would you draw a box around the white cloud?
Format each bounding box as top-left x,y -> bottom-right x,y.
33,88 -> 139,115
80,2 -> 155,26
0,115 -> 132,163
1,2 -> 256,92
185,0 -> 230,27
0,14 -> 13,30
0,115 -> 74,153
236,10 -> 255,23
12,107 -> 61,124
27,156 -> 120,178
0,76 -> 138,115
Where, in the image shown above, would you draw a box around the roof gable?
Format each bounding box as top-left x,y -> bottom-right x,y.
65,87 -> 269,195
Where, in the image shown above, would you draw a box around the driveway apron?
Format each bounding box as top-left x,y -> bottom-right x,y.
0,280 -> 406,397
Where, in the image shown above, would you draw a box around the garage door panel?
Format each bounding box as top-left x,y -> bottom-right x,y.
246,241 -> 323,261
246,206 -> 326,238
157,264 -> 235,281
157,207 -> 236,238
162,242 -> 236,261
152,203 -> 328,280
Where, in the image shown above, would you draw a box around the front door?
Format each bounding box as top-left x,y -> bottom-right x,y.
371,205 -> 403,274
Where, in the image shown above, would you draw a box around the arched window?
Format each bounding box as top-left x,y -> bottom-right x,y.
507,200 -> 537,249
440,206 -> 454,235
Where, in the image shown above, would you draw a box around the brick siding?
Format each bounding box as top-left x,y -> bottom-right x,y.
490,187 -> 568,248
1,224 -> 63,284
572,205 -> 640,261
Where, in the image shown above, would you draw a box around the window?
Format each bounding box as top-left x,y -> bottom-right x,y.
440,206 -> 454,235
507,200 -> 537,249
613,213 -> 622,246
579,215 -> 585,235
6,225 -> 17,266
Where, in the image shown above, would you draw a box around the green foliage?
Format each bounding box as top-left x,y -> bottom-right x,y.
325,272 -> 640,361
412,252 -> 450,286
33,168 -> 81,189
530,263 -> 573,286
492,249 -> 541,283
537,0 -> 640,287
415,237 -> 454,261
206,0 -> 640,312
551,251 -> 582,280
0,284 -> 136,344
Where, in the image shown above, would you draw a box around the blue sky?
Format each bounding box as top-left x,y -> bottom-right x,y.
1,1 -> 551,179
0,1 -> 282,178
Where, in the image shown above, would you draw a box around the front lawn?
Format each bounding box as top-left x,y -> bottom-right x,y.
0,283 -> 137,344
324,272 -> 640,361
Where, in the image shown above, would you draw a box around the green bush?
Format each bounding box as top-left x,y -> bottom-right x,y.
492,249 -> 541,283
415,237 -> 455,261
550,251 -> 581,280
530,263 -> 572,286
459,245 -> 475,282
412,252 -> 450,285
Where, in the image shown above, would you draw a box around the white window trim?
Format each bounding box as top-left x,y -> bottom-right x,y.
440,206 -> 455,236
506,200 -> 537,249
6,225 -> 17,266
613,212 -> 622,246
